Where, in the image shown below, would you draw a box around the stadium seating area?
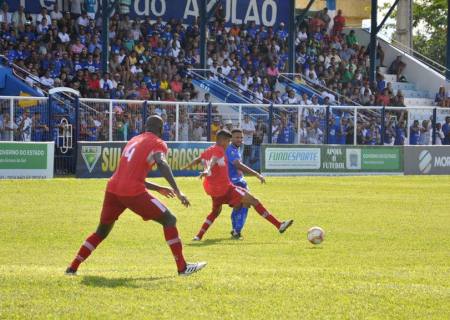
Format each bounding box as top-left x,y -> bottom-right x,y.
0,2 -> 448,148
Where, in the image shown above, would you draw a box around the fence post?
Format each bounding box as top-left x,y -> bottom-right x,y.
238,105 -> 242,127
74,96 -> 80,172
325,105 -> 330,144
380,106 -> 386,145
432,107 -> 437,145
175,103 -> 179,141
9,98 -> 14,141
48,95 -> 53,141
142,100 -> 148,125
353,107 -> 357,146
206,102 -> 212,141
268,103 -> 273,143
75,96 -> 80,142
297,106 -> 301,144
109,100 -> 113,141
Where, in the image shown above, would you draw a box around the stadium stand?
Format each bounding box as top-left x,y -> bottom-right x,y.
0,2 -> 449,150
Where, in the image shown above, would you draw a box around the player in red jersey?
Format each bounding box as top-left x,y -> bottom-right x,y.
66,116 -> 206,276
184,129 -> 293,240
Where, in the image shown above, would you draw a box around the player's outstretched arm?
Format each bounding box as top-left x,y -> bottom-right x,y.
144,181 -> 176,198
154,152 -> 190,207
181,156 -> 202,170
233,159 -> 265,183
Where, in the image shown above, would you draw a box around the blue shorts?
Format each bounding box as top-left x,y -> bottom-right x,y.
231,179 -> 248,190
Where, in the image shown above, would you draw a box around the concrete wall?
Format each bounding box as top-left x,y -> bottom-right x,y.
352,28 -> 447,98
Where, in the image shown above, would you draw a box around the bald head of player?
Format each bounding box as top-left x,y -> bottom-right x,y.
145,115 -> 164,137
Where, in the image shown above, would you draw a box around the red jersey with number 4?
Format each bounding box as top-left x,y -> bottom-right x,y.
107,132 -> 168,196
200,144 -> 232,197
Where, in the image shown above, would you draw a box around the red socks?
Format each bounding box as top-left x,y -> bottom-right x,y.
164,226 -> 187,272
70,229 -> 187,273
70,233 -> 103,271
255,203 -> 281,229
196,212 -> 219,240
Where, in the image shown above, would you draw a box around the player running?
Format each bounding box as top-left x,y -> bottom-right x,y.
227,128 -> 266,239
66,116 -> 206,276
184,129 -> 293,241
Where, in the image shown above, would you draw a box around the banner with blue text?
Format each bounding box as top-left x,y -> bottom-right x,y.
9,0 -> 288,27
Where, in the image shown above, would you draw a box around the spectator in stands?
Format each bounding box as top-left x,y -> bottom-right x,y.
377,88 -> 391,106
377,43 -> 385,67
0,3 -> 12,24
418,120 -> 431,145
224,119 -> 233,132
383,117 -> 395,145
272,118 -> 281,143
346,30 -> 358,46
210,116 -> 221,142
365,123 -> 380,145
17,110 -> 32,142
0,111 -> 6,141
435,123 -> 445,145
389,56 -> 407,82
50,2 -> 63,21
71,0 -> 83,17
192,119 -> 205,141
409,120 -> 420,145
435,86 -> 448,107
306,120 -> 323,144
277,115 -> 295,144
394,119 -> 407,145
12,5 -> 26,27
442,117 -> 450,145
241,114 -> 255,165
318,8 -> 331,29
0,112 -> 16,141
332,10 -> 346,36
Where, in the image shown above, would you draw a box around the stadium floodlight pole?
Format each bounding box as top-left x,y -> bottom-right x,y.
432,107 -> 437,145
101,0 -> 119,73
369,0 -> 378,83
290,0 -> 316,74
447,0 -> 450,80
288,0 -> 296,74
325,105 -> 330,144
199,0 -> 220,70
199,0 -> 207,70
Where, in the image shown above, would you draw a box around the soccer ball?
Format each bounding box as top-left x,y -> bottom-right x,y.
307,227 -> 325,244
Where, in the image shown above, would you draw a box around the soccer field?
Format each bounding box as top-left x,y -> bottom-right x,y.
1,176 -> 449,319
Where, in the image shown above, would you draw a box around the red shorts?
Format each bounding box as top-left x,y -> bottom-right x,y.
211,185 -> 247,210
100,191 -> 167,224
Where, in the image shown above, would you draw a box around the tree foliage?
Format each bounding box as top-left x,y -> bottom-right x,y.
412,0 -> 447,66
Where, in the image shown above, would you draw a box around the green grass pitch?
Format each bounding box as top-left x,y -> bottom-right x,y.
1,176 -> 450,319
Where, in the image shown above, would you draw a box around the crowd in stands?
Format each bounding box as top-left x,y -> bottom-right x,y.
0,2 -> 449,146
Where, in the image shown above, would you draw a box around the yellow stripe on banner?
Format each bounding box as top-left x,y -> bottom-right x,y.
18,92 -> 39,108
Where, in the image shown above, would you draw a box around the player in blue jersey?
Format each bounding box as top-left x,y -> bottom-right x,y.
227,128 -> 265,239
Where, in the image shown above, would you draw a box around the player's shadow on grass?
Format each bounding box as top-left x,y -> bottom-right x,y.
81,275 -> 171,288
186,237 -> 235,247
186,237 -> 277,247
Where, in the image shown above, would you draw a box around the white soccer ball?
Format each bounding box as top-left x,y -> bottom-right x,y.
307,227 -> 325,245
